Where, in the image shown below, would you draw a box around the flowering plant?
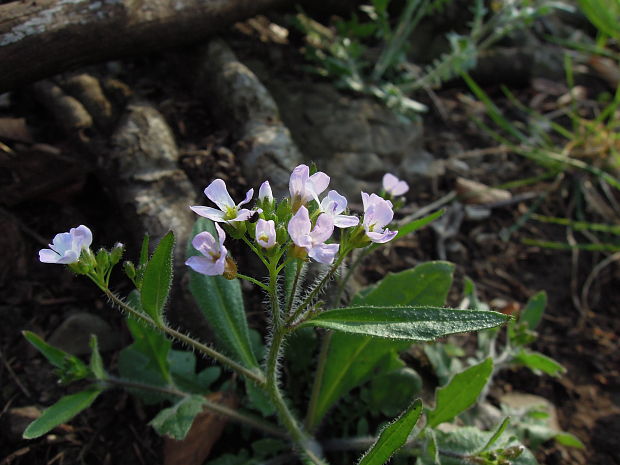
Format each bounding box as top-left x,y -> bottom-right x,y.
23,165 -> 549,465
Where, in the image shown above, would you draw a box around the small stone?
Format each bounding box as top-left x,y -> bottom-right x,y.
6,406 -> 41,439
48,312 -> 120,355
456,177 -> 512,205
500,392 -> 560,431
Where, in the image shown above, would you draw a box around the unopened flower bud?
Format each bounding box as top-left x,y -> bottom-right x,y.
123,261 -> 136,280
110,242 -> 124,265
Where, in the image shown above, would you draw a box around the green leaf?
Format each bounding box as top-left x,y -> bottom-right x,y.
118,317 -> 173,402
302,306 -> 509,340
167,350 -> 220,394
394,209 -> 445,241
427,358 -> 494,428
187,218 -> 258,369
22,331 -> 89,383
358,399 -> 423,465
515,350 -> 566,377
351,261 -> 455,307
417,426 -> 537,465
367,368 -> 423,417
480,417 -> 511,452
306,262 -> 454,431
23,387 -> 103,439
519,291 -> 547,329
149,394 -> 206,440
88,335 -> 106,380
23,330 -> 81,370
554,432 -> 585,448
141,231 -> 174,325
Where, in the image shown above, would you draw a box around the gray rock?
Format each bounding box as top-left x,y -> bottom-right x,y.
48,312 -> 120,355
248,79 -> 433,200
108,102 -> 197,264
196,39 -> 302,198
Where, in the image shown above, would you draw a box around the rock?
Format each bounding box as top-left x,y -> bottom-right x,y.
48,312 -> 120,355
455,177 -> 512,205
500,392 -> 560,431
196,39 -> 302,197
61,74 -> 115,130
5,406 -> 41,439
32,80 -> 93,134
245,78 -> 434,200
108,102 -> 197,264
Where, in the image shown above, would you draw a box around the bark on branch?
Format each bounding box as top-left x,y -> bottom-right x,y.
0,0 -> 287,92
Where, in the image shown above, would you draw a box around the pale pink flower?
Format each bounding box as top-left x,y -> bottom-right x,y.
361,192 -> 397,243
191,179 -> 254,223
256,219 -> 276,249
382,173 -> 409,196
186,224 -> 228,276
39,225 -> 93,264
320,190 -> 359,228
289,164 -> 330,209
288,206 -> 339,264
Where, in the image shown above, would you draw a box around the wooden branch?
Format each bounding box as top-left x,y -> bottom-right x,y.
0,0 -> 287,92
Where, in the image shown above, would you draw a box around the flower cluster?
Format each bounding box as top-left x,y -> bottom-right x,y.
186,165 -> 408,276
38,165 -> 409,279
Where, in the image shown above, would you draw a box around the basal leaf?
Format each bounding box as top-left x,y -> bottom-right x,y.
427,358 -> 493,428
141,231 -> 174,325
305,262 -> 454,431
149,394 -> 206,440
23,387 -> 103,439
187,218 -> 258,370
418,426 -> 537,465
118,317 -> 173,402
351,261 -> 455,307
88,335 -> 106,380
357,399 -> 423,465
519,291 -> 547,330
302,306 -> 509,340
367,367 -> 423,417
515,350 -> 566,377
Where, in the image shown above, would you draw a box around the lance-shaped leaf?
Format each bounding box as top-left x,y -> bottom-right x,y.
427,358 -> 493,428
187,218 -> 258,370
302,306 -> 509,340
22,331 -> 90,383
305,262 -> 454,431
357,399 -> 423,465
519,291 -> 547,330
23,387 -> 103,439
141,231 -> 175,325
515,350 -> 565,377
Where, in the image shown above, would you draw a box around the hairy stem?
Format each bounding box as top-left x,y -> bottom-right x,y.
101,288 -> 266,385
287,256 -> 345,326
264,265 -> 329,465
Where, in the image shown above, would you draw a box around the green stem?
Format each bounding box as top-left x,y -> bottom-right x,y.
333,248 -> 370,307
101,288 -> 266,385
237,273 -> 270,292
264,264 -> 328,465
102,377 -> 286,438
286,256 -> 345,326
304,331 -> 332,432
285,260 -> 304,316
241,236 -> 270,268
